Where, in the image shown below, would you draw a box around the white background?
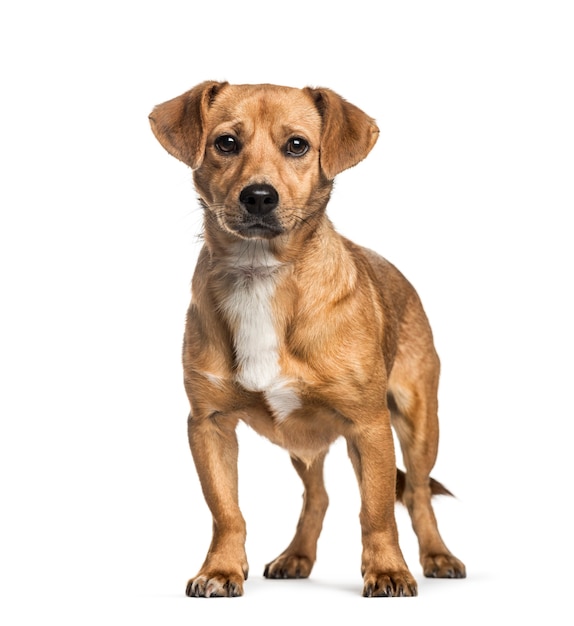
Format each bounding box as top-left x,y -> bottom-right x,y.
1,1 -> 573,623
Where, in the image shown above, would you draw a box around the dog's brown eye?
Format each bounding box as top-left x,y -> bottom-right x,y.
285,137 -> 309,157
215,135 -> 239,154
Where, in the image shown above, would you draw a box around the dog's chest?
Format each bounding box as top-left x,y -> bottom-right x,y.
219,246 -> 301,421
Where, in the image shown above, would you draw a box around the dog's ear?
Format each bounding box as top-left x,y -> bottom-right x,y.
304,87 -> 379,180
149,81 -> 228,169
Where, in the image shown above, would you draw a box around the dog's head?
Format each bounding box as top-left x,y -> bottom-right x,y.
150,82 -> 379,244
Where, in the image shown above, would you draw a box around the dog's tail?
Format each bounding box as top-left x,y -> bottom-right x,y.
395,468 -> 454,503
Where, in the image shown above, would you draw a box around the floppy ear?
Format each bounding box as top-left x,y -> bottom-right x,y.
304,87 -> 379,180
149,80 -> 228,169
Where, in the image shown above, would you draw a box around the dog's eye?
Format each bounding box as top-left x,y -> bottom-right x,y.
285,137 -> 309,157
214,135 -> 239,154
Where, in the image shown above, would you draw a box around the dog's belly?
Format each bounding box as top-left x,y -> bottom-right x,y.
241,397 -> 341,465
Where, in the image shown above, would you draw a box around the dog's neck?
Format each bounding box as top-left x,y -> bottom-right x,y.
217,240 -> 283,279
203,217 -> 358,297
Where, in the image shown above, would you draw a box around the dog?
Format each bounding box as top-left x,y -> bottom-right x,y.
149,81 -> 466,597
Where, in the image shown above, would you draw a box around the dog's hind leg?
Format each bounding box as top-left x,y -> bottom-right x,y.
389,306 -> 466,579
264,451 -> 329,579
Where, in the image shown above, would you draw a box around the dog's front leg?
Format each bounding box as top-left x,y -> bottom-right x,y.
346,418 -> 418,597
185,411 -> 248,597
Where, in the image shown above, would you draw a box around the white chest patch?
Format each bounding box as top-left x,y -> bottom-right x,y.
219,242 -> 301,421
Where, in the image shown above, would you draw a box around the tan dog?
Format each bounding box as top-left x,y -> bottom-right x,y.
149,81 -> 466,598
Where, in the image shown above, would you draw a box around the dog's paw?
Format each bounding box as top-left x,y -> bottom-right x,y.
422,553 -> 466,579
362,570 -> 418,597
186,572 -> 244,597
263,554 -> 313,579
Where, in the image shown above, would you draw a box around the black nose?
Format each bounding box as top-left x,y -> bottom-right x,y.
239,184 -> 279,215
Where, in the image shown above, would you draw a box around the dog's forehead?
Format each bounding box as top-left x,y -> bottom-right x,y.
209,84 -> 321,131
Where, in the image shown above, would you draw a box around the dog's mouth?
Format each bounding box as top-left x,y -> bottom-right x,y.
229,217 -> 285,240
